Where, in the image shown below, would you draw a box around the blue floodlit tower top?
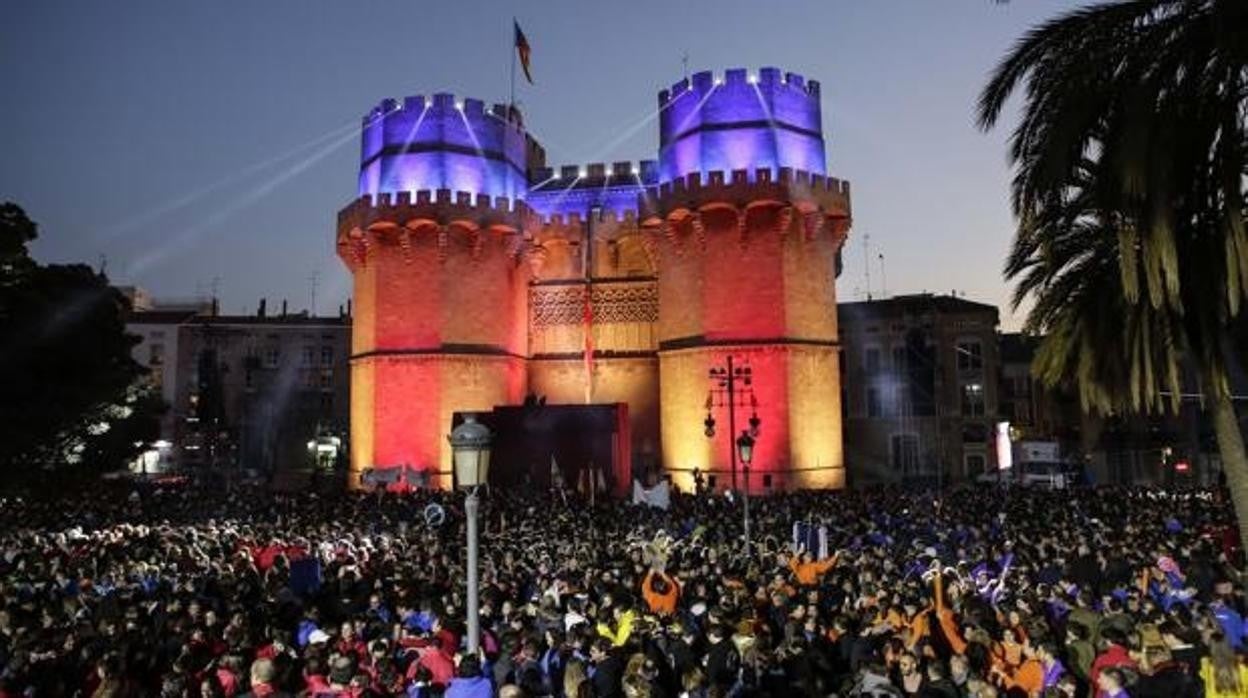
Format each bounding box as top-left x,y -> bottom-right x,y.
354,67 -> 827,218
657,68 -> 825,184
357,94 -> 539,201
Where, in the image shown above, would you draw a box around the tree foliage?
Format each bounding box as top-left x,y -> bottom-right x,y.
979,0 -> 1248,564
0,203 -> 164,486
979,0 -> 1247,414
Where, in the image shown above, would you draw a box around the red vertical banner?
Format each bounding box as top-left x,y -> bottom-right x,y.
582,284 -> 594,404
614,402 -> 631,497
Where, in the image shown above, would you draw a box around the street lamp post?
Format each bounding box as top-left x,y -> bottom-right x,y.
736,430 -> 755,551
448,414 -> 492,655
705,355 -> 761,491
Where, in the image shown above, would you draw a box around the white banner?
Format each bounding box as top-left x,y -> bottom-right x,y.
632,479 -> 671,510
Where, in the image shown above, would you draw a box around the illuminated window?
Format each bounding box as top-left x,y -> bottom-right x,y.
961,383 -> 985,417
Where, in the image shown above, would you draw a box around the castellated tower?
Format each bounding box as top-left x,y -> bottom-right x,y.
643,68 -> 850,490
337,67 -> 850,491
336,95 -> 541,488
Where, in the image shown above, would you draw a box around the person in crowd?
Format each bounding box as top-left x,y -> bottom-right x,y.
1095,667 -> 1130,698
1199,633 -> 1247,698
445,655 -> 492,698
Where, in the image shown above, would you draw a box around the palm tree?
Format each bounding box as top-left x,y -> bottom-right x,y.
978,0 -> 1248,559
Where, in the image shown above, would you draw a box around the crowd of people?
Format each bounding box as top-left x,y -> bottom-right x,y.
0,477 -> 1244,697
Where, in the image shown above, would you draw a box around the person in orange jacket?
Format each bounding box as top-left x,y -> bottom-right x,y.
931,566 -> 968,656
900,596 -> 933,651
787,549 -> 839,587
641,568 -> 679,617
993,638 -> 1045,697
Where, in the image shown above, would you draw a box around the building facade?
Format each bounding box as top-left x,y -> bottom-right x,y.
127,304 -> 351,475
337,67 -> 852,490
839,295 -> 1000,485
999,332 -> 1231,487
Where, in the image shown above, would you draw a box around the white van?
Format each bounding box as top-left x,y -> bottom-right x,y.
976,462 -> 1069,489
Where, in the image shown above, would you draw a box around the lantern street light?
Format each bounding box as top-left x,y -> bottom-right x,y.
736,430 -> 755,551
705,355 -> 761,490
448,414 -> 492,655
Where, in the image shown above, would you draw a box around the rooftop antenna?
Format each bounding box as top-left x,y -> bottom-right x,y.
98,254 -> 108,277
878,253 -> 888,299
682,51 -> 689,80
863,231 -> 873,301
210,276 -> 221,316
309,271 -> 319,317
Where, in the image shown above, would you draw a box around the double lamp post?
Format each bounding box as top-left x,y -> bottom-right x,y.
704,355 -> 760,550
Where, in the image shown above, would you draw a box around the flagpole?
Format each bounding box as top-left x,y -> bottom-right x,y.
510,17 -> 517,110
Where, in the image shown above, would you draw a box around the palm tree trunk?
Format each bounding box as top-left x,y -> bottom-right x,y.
1209,388 -> 1248,582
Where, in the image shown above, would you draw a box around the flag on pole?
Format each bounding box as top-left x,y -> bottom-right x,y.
514,21 -> 533,84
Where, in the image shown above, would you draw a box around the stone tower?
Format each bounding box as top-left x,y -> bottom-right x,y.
336,95 -> 541,488
642,68 -> 850,490
337,68 -> 850,491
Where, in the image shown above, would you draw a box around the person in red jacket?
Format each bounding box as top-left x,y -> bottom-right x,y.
1089,628 -> 1138,698
408,636 -> 456,689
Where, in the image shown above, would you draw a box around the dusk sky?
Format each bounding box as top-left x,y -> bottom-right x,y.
1,0 -> 1080,329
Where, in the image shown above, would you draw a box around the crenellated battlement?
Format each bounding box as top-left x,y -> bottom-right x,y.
342,188 -> 533,216
639,167 -> 851,227
657,67 -> 821,108
362,94 -> 526,133
652,167 -> 848,199
530,160 -> 660,185
335,188 -> 538,262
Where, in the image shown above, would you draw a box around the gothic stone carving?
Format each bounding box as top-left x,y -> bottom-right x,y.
531,283 -> 658,328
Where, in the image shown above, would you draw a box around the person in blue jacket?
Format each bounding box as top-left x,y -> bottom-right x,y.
445,654 -> 493,698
